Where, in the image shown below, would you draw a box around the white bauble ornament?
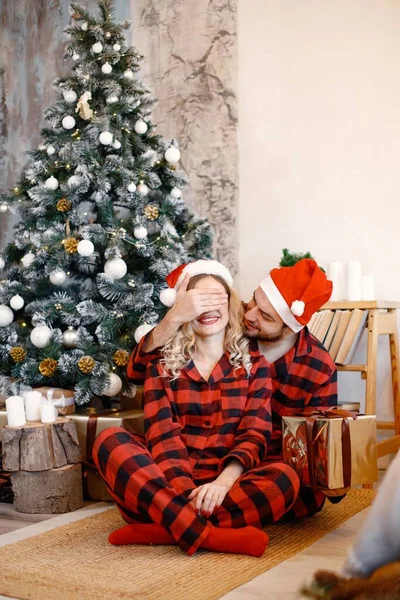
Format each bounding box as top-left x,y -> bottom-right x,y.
104,257 -> 127,280
0,204 -> 8,213
0,306 -> 13,327
101,62 -> 112,74
63,89 -> 77,103
67,174 -> 81,188
106,94 -> 119,104
160,288 -> 177,307
134,225 -> 148,240
127,182 -> 136,193
0,258 -> 5,270
46,145 -> 56,156
10,295 -> 24,310
72,53 -> 80,61
134,120 -> 148,135
21,253 -> 35,268
44,176 -> 59,190
103,373 -> 122,397
170,187 -> 182,199
165,147 -> 181,164
99,131 -> 113,145
77,239 -> 94,257
62,115 -> 76,130
105,32 -> 111,39
123,69 -> 134,80
38,143 -> 46,150
92,42 -> 103,53
137,183 -> 149,196
49,269 -> 67,285
134,323 -> 155,344
112,140 -> 121,150
113,43 -> 121,51
81,21 -> 88,31
62,326 -> 78,348
30,324 -> 52,348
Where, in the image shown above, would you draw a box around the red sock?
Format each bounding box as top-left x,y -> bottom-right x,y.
198,525 -> 269,558
108,523 -> 175,546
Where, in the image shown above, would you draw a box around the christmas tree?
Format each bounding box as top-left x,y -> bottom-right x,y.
0,0 -> 212,404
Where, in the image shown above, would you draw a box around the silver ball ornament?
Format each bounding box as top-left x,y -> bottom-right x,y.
77,240 -> 94,257
46,145 -> 56,156
81,22 -> 88,31
62,116 -> 76,130
10,295 -> 24,310
134,120 -> 148,135
123,69 -> 134,80
170,187 -> 182,199
62,326 -> 78,348
21,253 -> 35,268
49,269 -> 67,285
63,89 -> 77,103
104,257 -> 127,280
137,183 -> 149,196
44,176 -> 59,190
127,182 -> 136,193
112,140 -> 121,150
101,62 -> 112,74
99,131 -> 113,145
72,53 -> 80,61
67,175 -> 81,188
165,147 -> 181,164
30,324 -> 52,348
103,373 -> 123,397
134,323 -> 155,344
0,306 -> 14,327
105,32 -> 112,39
134,225 -> 148,240
113,43 -> 121,51
0,204 -> 8,213
92,42 -> 103,53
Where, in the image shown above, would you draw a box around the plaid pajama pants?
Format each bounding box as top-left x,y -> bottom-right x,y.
93,427 -> 302,555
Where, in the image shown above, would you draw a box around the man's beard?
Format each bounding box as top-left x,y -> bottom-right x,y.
244,324 -> 288,342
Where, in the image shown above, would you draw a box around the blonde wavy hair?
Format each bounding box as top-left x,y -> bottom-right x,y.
161,274 -> 252,380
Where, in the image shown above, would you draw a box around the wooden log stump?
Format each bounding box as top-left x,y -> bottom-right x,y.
11,464 -> 84,514
2,418 -> 81,472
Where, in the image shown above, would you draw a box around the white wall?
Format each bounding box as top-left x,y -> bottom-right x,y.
238,0 -> 400,426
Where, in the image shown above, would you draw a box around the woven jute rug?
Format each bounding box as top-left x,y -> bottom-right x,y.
0,489 -> 374,600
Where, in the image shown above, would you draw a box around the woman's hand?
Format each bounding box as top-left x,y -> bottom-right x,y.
188,480 -> 231,516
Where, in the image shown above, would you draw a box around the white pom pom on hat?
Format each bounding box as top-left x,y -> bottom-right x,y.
159,260 -> 233,307
290,300 -> 305,317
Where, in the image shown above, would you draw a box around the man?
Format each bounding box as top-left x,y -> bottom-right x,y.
127,258 -> 337,518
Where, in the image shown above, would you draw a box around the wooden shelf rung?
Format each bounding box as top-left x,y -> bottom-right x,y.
377,421 -> 395,430
336,364 -> 367,372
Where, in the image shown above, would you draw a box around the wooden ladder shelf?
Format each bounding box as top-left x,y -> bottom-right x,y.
322,301 -> 400,459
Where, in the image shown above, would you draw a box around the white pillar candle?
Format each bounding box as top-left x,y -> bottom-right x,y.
346,261 -> 362,301
328,261 -> 344,301
40,403 -> 57,424
5,395 -> 26,427
362,275 -> 375,300
24,390 -> 43,421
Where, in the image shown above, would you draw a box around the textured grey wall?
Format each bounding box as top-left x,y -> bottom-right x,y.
130,0 -> 239,274
0,0 -> 238,273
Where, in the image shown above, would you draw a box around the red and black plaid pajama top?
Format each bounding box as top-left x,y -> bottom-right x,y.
93,352 -> 300,555
127,327 -> 338,518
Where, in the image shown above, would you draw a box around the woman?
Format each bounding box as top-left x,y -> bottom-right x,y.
93,260 -> 299,557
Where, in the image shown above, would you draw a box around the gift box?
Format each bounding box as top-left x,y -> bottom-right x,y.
282,409 -> 377,493
34,387 -> 75,416
69,407 -> 145,501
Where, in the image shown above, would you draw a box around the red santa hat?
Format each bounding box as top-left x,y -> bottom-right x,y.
259,258 -> 332,332
160,259 -> 233,307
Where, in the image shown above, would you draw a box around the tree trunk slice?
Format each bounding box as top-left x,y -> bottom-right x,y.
11,464 -> 84,514
2,418 -> 81,472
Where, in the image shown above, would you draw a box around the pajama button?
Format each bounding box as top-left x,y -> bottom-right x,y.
205,420 -> 211,426
197,450 -> 202,456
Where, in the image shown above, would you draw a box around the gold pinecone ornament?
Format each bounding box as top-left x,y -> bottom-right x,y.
10,346 -> 27,363
144,204 -> 160,221
56,198 -> 72,212
39,358 -> 58,377
78,355 -> 95,374
63,237 -> 78,254
113,349 -> 129,367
